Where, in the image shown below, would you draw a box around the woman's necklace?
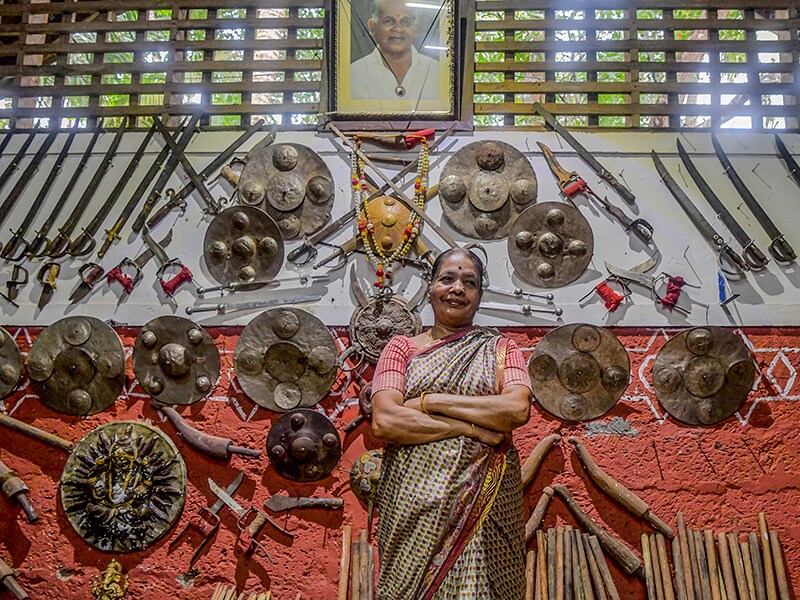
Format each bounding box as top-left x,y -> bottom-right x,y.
353,135 -> 428,289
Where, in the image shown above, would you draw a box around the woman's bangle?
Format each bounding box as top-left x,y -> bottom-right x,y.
471,423 -> 476,438
420,392 -> 430,415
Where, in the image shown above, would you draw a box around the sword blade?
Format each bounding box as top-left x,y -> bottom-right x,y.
774,134 -> 800,189
208,477 -> 246,518
604,262 -> 655,288
208,471 -> 245,515
711,134 -> 782,239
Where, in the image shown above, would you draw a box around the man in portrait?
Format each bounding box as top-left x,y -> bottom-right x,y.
350,0 -> 441,101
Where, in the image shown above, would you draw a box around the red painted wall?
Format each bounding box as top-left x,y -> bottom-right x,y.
0,326 -> 797,599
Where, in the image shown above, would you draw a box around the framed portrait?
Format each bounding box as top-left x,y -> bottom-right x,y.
330,0 -> 458,119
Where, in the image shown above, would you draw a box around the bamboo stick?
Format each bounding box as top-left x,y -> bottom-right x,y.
571,530 -> 585,600
677,514 -> 697,600
537,529 -> 549,600
575,529 -> 595,600
694,530 -> 713,600
716,533 -> 738,600
673,535 -> 688,600
718,565 -> 728,600
644,534 -> 657,600
527,549 -> 537,600
212,583 -> 224,600
728,534 -> 751,600
704,530 -> 722,600
557,527 -> 566,600
758,514 -> 778,600
651,534 -> 666,600
583,534 -> 608,600
565,527 -> 574,600
768,531 -> 790,600
588,536 -> 622,600
740,540 -> 757,600
338,525 -> 352,600
687,527 -> 704,600
351,538 -> 361,600
548,528 -> 558,600
657,534 -> 675,600
522,434 -> 562,489
367,543 -> 375,600
360,530 -> 370,600
748,532 -> 767,600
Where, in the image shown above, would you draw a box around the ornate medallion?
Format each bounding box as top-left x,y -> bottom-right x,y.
237,143 -> 334,239
652,327 -> 755,425
61,421 -> 187,552
439,140 -> 538,239
234,308 -> 338,411
508,202 -> 593,288
27,316 -> 125,415
203,205 -> 284,287
266,409 -> 341,482
528,324 -> 629,421
349,449 -> 383,504
0,327 -> 23,399
132,316 -> 220,405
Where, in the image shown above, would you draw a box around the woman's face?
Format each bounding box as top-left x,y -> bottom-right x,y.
429,253 -> 481,329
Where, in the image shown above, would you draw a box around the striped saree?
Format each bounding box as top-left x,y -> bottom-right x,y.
376,327 -> 525,600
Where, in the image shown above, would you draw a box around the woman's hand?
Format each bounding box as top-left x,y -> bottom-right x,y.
470,424 -> 506,446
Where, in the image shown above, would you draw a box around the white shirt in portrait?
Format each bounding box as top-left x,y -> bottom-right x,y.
350,47 -> 440,101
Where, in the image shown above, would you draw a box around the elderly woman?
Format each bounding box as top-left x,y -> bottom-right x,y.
371,248 -> 533,600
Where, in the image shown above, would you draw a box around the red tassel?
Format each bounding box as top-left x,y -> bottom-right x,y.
161,265 -> 193,297
106,268 -> 134,294
595,281 -> 624,311
660,276 -> 686,309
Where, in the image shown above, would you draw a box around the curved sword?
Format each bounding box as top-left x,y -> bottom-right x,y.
774,134 -> 800,189
711,133 -> 795,264
676,139 -> 769,270
651,151 -> 747,281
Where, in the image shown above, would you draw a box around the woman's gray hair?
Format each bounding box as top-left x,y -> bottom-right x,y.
430,248 -> 485,297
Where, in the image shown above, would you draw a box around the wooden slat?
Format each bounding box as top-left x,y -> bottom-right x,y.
476,0 -> 796,10
475,81 -> 798,93
475,102 -> 790,116
0,17 -> 325,35
475,17 -> 800,31
0,0 -> 324,17
0,59 -> 321,77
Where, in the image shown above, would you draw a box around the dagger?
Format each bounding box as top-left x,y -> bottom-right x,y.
264,494 -> 344,512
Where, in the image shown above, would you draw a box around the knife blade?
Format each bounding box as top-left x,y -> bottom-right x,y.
208,472 -> 245,515
208,477 -> 246,517
264,495 -> 344,512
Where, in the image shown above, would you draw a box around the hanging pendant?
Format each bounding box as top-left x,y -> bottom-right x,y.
395,85 -> 406,97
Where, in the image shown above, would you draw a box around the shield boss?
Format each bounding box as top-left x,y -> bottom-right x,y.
440,140 -> 537,239
350,294 -> 422,363
132,316 -> 220,405
204,205 -> 284,288
27,316 -> 125,415
652,327 -> 755,425
0,327 -> 23,398
509,202 -> 593,288
237,143 -> 334,239
60,421 -> 186,552
266,409 -> 341,482
528,323 -> 629,421
234,308 -> 338,411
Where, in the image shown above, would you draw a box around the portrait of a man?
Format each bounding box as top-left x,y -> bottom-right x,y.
333,0 -> 454,117
349,0 -> 440,101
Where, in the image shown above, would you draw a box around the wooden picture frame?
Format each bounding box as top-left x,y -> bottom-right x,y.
328,0 -> 459,121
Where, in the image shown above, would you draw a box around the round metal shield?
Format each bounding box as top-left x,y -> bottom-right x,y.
508,202 -> 593,288
234,308 -> 338,411
27,316 -> 125,415
439,140 -> 537,240
60,421 -> 187,552
652,327 -> 755,425
237,143 -> 334,239
266,409 -> 341,482
528,324 -> 629,421
349,449 -> 383,504
0,327 -> 23,399
362,195 -> 420,257
349,295 -> 422,363
204,205 -> 285,287
132,316 -> 220,405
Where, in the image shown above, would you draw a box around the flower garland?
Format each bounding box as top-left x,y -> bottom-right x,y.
353,135 -> 429,289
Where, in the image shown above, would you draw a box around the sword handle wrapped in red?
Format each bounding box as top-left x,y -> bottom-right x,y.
159,262 -> 193,296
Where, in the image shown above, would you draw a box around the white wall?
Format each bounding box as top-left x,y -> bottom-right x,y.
1,127 -> 798,327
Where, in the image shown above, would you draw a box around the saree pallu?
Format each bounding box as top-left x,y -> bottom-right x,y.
376,328 -> 525,600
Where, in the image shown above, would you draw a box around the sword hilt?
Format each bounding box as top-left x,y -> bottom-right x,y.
97,226 -> 122,259
23,232 -> 47,259
43,231 -> 70,258
769,235 -> 796,264
66,230 -> 96,257
719,245 -> 749,281
106,259 -> 141,295
158,260 -> 193,297
741,242 -> 770,270
0,232 -> 27,262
